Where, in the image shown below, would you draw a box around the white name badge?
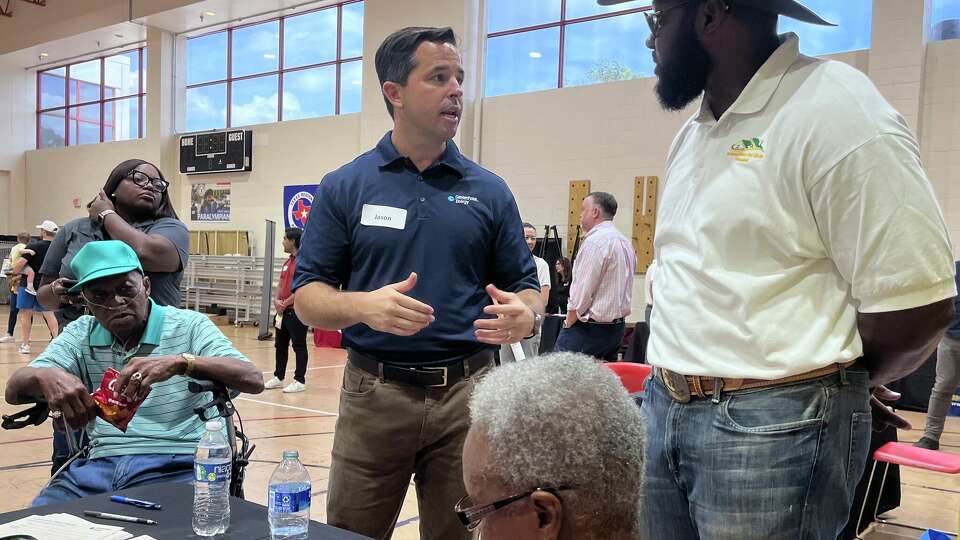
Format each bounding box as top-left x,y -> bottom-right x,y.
360,204 -> 407,230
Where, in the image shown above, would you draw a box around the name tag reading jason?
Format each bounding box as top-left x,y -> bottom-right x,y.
360,204 -> 407,230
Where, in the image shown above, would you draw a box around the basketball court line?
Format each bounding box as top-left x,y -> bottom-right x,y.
235,396 -> 338,417
260,364 -> 345,376
0,436 -> 51,446
243,414 -> 334,422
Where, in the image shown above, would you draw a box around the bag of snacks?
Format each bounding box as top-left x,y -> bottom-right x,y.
91,368 -> 150,432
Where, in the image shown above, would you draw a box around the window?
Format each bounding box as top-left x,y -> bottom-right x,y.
778,0 -> 872,56
932,0 -> 960,41
484,0 -> 653,98
36,47 -> 146,149
184,0 -> 363,132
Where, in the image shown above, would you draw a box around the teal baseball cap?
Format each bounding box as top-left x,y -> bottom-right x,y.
68,240 -> 144,294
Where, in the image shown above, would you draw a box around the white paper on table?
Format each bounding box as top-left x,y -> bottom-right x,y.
0,513 -> 133,540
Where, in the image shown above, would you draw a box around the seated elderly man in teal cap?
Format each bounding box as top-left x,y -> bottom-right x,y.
5,240 -> 264,506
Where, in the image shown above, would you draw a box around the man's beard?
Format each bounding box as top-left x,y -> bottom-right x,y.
654,19 -> 712,111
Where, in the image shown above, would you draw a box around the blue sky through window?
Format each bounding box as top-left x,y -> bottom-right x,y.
187,32 -> 227,85
284,8 -> 338,68
231,75 -> 279,127
932,0 -> 960,39
778,0 -> 872,56
563,12 -> 653,88
342,2 -> 365,58
486,0 -> 559,34
486,27 -> 560,98
184,1 -> 362,130
283,66 -> 336,121
232,21 -> 279,78
485,0 -> 875,98
185,83 -> 226,131
340,60 -> 363,114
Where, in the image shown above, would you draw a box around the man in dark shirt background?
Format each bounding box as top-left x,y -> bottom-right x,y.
12,220 -> 59,354
293,27 -> 543,540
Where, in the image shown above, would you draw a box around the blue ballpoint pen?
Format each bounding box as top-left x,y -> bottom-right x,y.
110,495 -> 163,510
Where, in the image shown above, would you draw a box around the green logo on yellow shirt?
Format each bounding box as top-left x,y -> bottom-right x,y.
727,138 -> 766,163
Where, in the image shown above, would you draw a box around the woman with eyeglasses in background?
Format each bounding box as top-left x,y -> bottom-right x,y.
37,158 -> 188,319
34,159 -> 189,474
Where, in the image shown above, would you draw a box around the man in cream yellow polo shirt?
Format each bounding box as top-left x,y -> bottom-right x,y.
639,0 -> 956,538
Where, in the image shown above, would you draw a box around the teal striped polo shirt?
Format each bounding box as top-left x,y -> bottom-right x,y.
29,300 -> 249,459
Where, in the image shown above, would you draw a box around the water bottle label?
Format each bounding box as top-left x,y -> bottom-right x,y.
194,462 -> 230,483
269,487 -> 312,513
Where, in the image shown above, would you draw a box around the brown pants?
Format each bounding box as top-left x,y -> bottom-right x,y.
326,358 -> 485,540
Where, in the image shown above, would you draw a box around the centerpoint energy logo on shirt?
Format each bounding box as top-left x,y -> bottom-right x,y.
449,194 -> 479,206
727,137 -> 766,163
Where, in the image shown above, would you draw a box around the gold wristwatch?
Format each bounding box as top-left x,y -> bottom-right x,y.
181,353 -> 197,376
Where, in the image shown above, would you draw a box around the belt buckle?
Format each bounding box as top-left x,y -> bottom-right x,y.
660,369 -> 691,404
422,366 -> 449,387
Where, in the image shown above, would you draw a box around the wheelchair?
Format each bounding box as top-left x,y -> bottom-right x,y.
1,379 -> 255,499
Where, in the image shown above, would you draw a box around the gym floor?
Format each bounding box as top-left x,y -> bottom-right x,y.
0,309 -> 956,539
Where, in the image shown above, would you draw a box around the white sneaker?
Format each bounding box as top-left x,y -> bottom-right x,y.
25,286 -> 37,296
0,335 -> 14,343
18,343 -> 30,354
264,376 -> 283,389
282,381 -> 306,393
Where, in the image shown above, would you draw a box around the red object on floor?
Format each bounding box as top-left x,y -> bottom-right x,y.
605,362 -> 652,394
872,442 -> 960,473
313,329 -> 343,349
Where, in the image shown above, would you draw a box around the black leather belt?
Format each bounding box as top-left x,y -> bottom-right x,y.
347,349 -> 493,388
585,317 -> 625,325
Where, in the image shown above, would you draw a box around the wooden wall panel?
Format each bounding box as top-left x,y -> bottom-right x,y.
633,176 -> 658,272
567,180 -> 591,259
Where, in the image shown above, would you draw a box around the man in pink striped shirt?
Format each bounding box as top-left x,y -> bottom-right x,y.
556,192 -> 635,360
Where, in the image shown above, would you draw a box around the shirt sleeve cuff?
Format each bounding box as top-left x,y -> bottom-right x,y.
857,278 -> 958,313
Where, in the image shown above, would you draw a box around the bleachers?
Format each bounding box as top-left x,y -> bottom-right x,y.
179,255 -> 284,326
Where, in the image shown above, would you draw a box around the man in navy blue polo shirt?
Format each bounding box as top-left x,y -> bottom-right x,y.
292,27 -> 543,540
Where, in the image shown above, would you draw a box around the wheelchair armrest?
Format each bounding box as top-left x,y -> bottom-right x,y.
2,402 -> 50,430
189,380 -> 236,422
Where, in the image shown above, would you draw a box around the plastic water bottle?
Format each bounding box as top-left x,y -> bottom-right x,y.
193,420 -> 232,536
268,450 -> 312,540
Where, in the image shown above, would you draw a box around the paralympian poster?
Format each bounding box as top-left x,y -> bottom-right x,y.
191,183 -> 232,222
283,184 -> 320,229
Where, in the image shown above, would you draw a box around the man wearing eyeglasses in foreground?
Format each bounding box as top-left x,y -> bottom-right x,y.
637,0 -> 956,538
6,241 -> 264,506
459,352 -> 644,539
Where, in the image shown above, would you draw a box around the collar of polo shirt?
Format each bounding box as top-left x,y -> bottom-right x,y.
374,131 -> 467,178
695,33 -> 801,123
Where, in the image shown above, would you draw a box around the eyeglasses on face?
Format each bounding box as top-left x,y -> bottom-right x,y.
644,1 -> 691,37
126,170 -> 170,193
81,281 -> 144,310
454,486 -> 574,531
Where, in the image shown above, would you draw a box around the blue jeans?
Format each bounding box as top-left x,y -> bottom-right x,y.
554,321 -> 625,360
640,368 -> 872,539
32,454 -> 195,507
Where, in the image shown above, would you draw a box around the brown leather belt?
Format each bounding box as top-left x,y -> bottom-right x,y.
656,360 -> 859,402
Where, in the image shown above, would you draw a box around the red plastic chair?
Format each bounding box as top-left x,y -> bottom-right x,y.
854,441 -> 960,537
604,362 -> 653,395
